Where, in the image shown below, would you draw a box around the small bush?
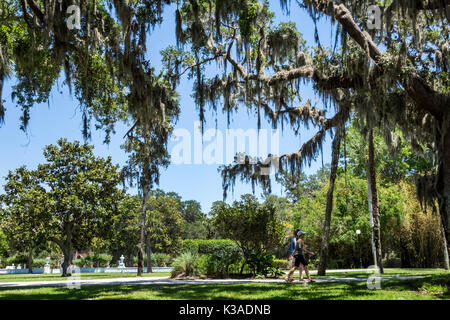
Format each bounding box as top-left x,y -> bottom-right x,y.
152,253 -> 172,267
171,252 -> 198,277
5,255 -> 28,266
31,258 -> 48,268
383,257 -> 401,268
73,253 -> 112,268
247,250 -> 282,277
273,259 -> 290,269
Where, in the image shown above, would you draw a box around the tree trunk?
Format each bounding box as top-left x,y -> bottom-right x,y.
28,247 -> 33,274
437,128 -> 450,249
137,184 -> 149,277
61,224 -> 74,277
318,128 -> 342,276
146,235 -> 153,273
436,128 -> 450,269
240,257 -> 247,275
440,217 -> 450,269
367,128 -> 384,273
367,172 -> 377,267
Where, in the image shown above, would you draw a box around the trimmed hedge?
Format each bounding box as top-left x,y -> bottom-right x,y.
181,239 -> 239,255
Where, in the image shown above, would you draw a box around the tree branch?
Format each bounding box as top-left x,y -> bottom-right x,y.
324,3 -> 448,117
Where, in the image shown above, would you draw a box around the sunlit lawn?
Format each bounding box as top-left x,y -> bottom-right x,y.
0,269 -> 448,300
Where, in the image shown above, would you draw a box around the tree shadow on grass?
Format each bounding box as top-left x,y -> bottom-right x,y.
0,282 -> 384,300
2,273 -> 448,300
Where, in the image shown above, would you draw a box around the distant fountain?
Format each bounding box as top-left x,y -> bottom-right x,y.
118,255 -> 125,268
44,257 -> 51,274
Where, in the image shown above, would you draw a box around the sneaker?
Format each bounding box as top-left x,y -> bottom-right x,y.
308,279 -> 316,283
284,277 -> 293,283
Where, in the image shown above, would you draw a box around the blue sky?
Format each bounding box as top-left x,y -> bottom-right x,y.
0,1 -> 336,213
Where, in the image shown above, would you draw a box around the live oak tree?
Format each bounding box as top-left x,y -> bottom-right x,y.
162,0 -> 350,276
0,1 -> 178,142
162,0 -> 449,273
286,0 -> 450,252
1,3 -> 182,276
17,139 -> 123,277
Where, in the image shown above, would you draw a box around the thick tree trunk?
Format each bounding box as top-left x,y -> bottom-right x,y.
137,184 -> 149,277
146,236 -> 153,273
28,247 -> 33,274
367,128 -> 384,273
318,128 -> 341,276
438,131 -> 450,244
437,128 -> 450,266
61,225 -> 74,277
49,234 -> 73,277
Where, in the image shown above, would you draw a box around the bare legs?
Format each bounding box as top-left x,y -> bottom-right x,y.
299,264 -> 304,280
303,265 -> 315,282
286,264 -> 315,283
285,266 -> 297,282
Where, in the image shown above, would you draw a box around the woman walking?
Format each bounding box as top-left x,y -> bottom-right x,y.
289,229 -> 299,269
285,231 -> 315,283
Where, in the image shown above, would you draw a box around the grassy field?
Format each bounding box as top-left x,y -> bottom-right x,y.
0,269 -> 448,300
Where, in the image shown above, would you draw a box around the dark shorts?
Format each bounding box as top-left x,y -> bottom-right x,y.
294,254 -> 308,267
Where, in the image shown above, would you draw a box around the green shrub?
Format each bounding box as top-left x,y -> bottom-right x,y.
181,239 -> 242,276
131,253 -> 172,267
171,252 -> 198,277
73,253 -> 112,268
273,259 -> 290,269
32,258 -> 48,268
383,257 -> 401,268
246,250 -> 282,277
181,239 -> 238,255
193,254 -> 209,275
152,253 -> 172,267
5,255 -> 28,266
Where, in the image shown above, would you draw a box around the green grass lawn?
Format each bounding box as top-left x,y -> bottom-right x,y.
0,274 -> 448,300
0,272 -> 170,282
0,268 -> 441,283
0,269 -> 448,300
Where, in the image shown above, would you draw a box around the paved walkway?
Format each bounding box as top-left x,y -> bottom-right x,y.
0,275 -> 430,288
